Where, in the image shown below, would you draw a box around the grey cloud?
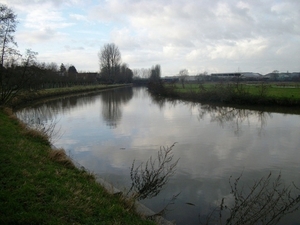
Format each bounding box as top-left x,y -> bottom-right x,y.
64,45 -> 85,51
7,0 -> 300,74
17,27 -> 66,44
3,0 -> 83,8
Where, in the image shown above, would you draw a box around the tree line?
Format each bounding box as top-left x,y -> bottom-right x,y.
0,4 -> 134,105
98,43 -> 133,84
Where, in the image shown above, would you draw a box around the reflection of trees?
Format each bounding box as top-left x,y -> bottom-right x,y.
150,95 -> 168,110
16,106 -> 61,142
16,106 -> 56,126
100,87 -> 133,128
149,87 -> 272,136
132,87 -> 149,99
16,88 -> 134,129
45,93 -> 99,114
149,92 -> 179,110
198,105 -> 271,136
16,92 -> 101,122
148,89 -> 272,136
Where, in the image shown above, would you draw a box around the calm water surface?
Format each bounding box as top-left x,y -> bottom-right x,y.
17,87 -> 300,224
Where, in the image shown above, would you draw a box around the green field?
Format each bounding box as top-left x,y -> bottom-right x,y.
166,83 -> 300,104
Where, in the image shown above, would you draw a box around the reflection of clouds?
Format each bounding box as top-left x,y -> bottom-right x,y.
213,143 -> 233,160
162,108 -> 176,121
74,146 -> 90,152
16,87 -> 300,225
117,94 -> 300,179
55,138 -> 78,146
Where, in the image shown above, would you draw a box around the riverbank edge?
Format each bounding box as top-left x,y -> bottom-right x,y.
0,107 -> 157,224
148,83 -> 300,108
9,84 -> 131,109
1,85 -> 173,224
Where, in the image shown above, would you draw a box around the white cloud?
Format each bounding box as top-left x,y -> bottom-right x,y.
110,28 -> 140,50
1,0 -> 84,9
207,37 -> 269,60
17,27 -> 67,44
69,13 -> 89,22
1,0 -> 299,74
24,6 -> 72,29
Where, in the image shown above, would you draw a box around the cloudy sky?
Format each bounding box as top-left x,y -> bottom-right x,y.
1,0 -> 300,76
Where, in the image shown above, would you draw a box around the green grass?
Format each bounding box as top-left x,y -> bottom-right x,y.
38,84 -> 127,95
173,83 -> 300,97
234,84 -> 299,99
165,83 -> 300,105
0,108 -> 154,225
260,86 -> 299,99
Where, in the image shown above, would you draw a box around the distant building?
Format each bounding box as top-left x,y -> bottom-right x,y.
240,72 -> 262,79
264,72 -> 300,81
163,75 -> 199,83
211,72 -> 262,80
162,76 -> 179,83
185,76 -> 198,82
211,73 -> 241,79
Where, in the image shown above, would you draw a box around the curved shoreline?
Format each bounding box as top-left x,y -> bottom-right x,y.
6,85 -> 174,224
147,82 -> 300,114
62,144 -> 174,225
10,84 -> 132,109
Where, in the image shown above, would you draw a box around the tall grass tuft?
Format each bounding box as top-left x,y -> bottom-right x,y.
49,148 -> 75,169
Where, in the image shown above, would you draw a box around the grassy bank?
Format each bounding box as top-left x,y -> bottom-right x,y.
0,107 -> 154,225
152,82 -> 300,107
10,84 -> 131,108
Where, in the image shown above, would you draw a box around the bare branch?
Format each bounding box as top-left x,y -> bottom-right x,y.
211,172 -> 300,225
127,143 -> 179,201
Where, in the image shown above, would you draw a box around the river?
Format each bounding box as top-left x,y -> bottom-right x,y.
16,87 -> 300,225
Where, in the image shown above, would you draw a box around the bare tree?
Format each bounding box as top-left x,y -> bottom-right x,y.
46,62 -> 58,72
0,4 -> 18,68
0,4 -> 19,104
60,63 -> 67,76
0,5 -> 42,105
149,64 -> 161,81
132,68 -> 151,79
118,63 -> 133,83
179,69 -> 188,88
0,48 -> 38,105
98,43 -> 121,83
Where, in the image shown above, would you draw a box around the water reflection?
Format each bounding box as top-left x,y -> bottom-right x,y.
100,87 -> 133,128
16,92 -> 100,120
15,87 -> 300,225
148,94 -> 272,137
16,87 -> 133,130
197,105 -> 272,136
17,87 -> 276,137
16,106 -> 62,143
